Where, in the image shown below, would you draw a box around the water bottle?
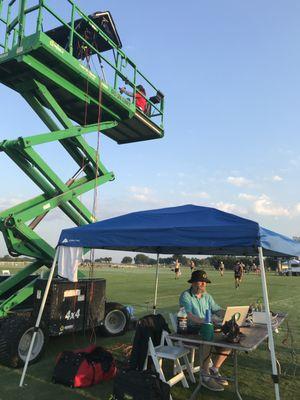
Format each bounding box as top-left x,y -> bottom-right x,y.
125,305 -> 134,317
177,307 -> 188,333
200,308 -> 214,341
205,309 -> 212,324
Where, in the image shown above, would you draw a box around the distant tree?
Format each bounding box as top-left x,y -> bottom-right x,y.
121,256 -> 133,264
134,254 -> 150,265
159,257 -> 174,265
94,257 -> 112,263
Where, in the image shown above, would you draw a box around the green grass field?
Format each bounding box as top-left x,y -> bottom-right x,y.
0,266 -> 298,400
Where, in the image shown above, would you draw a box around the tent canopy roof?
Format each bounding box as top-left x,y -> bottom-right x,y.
58,204 -> 300,257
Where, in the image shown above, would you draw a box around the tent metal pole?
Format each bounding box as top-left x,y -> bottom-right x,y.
288,259 -> 292,276
258,246 -> 280,400
153,253 -> 160,315
19,247 -> 60,387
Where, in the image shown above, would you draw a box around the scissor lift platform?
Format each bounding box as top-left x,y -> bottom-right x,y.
0,32 -> 163,144
0,5 -> 164,144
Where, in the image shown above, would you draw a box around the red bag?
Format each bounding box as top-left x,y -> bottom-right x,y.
53,344 -> 117,388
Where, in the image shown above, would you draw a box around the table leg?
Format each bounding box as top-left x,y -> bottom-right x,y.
233,350 -> 243,400
189,345 -> 203,400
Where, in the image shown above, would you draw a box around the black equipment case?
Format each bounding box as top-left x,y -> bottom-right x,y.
113,369 -> 170,400
33,278 -> 106,336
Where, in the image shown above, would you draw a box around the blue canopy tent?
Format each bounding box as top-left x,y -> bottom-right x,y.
58,204 -> 300,257
22,205 -> 300,398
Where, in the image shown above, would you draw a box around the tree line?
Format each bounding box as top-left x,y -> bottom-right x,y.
1,253 -> 279,271
121,254 -> 279,270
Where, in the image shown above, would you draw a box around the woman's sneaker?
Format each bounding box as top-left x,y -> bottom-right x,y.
209,368 -> 229,386
201,376 -> 224,392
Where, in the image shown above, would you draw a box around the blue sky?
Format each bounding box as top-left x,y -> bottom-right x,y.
1,0 -> 300,260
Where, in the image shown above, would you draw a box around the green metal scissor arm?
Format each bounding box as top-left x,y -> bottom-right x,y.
0,0 -> 165,317
0,79 -> 117,316
0,113 -> 116,257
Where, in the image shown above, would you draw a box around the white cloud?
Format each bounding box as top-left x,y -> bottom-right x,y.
238,193 -> 291,218
238,193 -> 257,201
272,175 -> 283,182
214,201 -> 247,215
294,203 -> 300,215
253,195 -> 289,216
227,176 -> 251,187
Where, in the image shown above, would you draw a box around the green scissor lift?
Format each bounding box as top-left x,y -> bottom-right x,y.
0,1 -> 164,320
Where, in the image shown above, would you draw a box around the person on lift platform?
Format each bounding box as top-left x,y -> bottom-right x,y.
119,85 -> 147,113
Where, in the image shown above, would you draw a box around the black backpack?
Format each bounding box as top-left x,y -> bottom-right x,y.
221,315 -> 244,343
113,369 -> 170,400
129,314 -> 170,371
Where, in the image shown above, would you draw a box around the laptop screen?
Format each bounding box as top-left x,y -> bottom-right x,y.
222,306 -> 249,326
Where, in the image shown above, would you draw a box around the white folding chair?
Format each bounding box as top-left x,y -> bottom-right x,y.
169,313 -> 201,381
143,329 -> 193,396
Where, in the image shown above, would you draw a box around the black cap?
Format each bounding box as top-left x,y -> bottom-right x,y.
188,270 -> 211,283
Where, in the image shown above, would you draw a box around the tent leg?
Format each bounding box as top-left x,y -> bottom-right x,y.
153,253 -> 160,315
258,246 -> 280,400
19,247 -> 60,387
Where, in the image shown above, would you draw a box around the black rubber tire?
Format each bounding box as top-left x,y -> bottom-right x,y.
98,302 -> 129,337
0,315 -> 48,368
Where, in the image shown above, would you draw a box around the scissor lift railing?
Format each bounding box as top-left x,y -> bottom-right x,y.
0,0 -> 165,317
0,0 -> 165,142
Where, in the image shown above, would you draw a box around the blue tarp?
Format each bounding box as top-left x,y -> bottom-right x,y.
58,204 -> 300,257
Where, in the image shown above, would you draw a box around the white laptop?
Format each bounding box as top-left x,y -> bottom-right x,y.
221,306 -> 249,327
252,311 -> 278,325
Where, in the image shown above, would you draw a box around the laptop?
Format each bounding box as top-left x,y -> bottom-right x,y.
252,311 -> 278,325
214,306 -> 249,328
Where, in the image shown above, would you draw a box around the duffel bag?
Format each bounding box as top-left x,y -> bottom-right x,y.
113,369 -> 170,400
52,344 -> 117,388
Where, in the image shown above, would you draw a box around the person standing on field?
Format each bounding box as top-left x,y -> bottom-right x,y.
234,261 -> 244,289
219,261 -> 225,277
190,260 -> 196,272
174,259 -> 181,279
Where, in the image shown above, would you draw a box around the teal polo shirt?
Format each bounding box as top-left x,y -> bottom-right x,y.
179,288 -> 221,324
